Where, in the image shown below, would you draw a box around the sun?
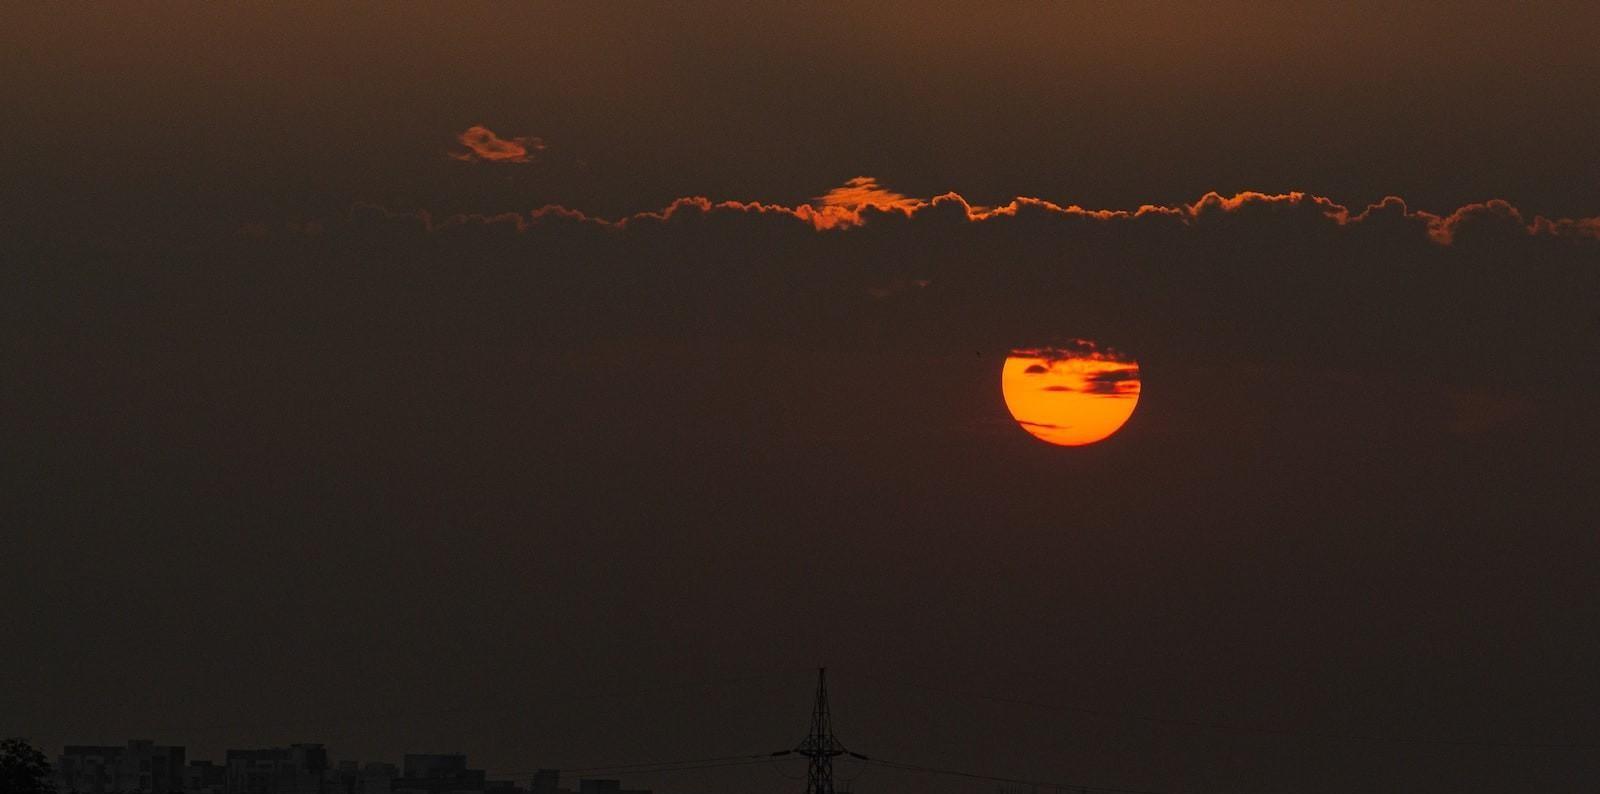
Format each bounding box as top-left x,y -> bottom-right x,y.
1000,341 -> 1141,446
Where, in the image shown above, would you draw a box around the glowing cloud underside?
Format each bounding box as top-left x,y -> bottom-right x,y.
352,175 -> 1600,244
1001,346 -> 1141,446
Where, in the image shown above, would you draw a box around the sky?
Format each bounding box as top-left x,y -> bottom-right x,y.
4,4 -> 1600,794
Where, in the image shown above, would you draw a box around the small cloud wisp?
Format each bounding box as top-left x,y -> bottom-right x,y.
451,125 -> 545,164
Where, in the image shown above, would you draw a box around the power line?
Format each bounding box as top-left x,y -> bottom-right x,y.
783,670 -> 1163,794
463,756 -> 778,783
862,671 -> 1598,751
862,756 -> 1164,794
564,758 -> 774,776
564,755 -> 775,774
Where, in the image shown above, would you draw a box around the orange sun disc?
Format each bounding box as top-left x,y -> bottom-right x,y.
1000,342 -> 1141,446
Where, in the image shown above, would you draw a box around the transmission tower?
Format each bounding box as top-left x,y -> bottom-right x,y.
793,667 -> 858,794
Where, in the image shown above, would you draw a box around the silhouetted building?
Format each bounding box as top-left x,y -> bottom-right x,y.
577,781 -> 647,794
186,761 -> 227,794
363,758 -> 400,794
58,740 -> 187,794
226,744 -> 330,794
392,755 -> 485,794
360,763 -> 398,794
324,761 -> 362,794
523,773 -> 645,794
529,771 -> 560,794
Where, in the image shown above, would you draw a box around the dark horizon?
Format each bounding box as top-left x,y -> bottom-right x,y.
27,659 -> 1600,794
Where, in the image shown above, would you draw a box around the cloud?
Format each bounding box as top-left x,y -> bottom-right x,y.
450,125 -> 545,164
815,177 -> 922,214
1082,368 -> 1142,397
341,177 -> 1600,244
1010,340 -> 1138,364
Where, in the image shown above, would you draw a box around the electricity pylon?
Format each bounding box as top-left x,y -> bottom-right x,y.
775,668 -> 867,794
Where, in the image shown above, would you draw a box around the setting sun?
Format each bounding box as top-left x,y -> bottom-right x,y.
1001,342 -> 1141,446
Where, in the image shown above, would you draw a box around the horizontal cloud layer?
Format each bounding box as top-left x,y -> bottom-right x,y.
335,178 -> 1600,244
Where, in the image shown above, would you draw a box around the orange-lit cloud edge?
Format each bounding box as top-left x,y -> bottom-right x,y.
450,125 -> 545,164
1010,338 -> 1137,364
348,176 -> 1600,245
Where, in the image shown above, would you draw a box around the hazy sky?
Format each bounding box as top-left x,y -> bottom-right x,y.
4,5 -> 1600,794
8,2 -> 1600,227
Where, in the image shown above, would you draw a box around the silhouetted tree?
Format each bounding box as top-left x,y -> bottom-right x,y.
0,738 -> 55,794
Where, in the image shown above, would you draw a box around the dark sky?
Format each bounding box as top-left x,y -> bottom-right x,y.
4,4 -> 1600,794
